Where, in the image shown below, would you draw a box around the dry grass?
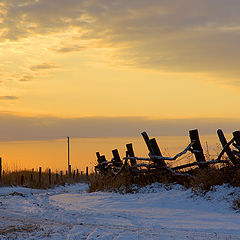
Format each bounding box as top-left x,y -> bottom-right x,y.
0,170 -> 89,189
89,164 -> 240,194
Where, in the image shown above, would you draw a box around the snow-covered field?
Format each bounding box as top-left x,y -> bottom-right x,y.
1,183 -> 240,240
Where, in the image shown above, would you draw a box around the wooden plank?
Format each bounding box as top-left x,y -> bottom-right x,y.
126,143 -> 136,166
217,129 -> 237,165
141,131 -> 152,153
172,159 -> 228,171
112,149 -> 122,167
148,138 -> 166,167
189,129 -> 206,167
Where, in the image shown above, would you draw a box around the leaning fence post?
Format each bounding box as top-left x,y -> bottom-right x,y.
189,129 -> 206,168
141,132 -> 152,153
141,132 -> 166,167
217,129 -> 237,165
126,143 -> 136,166
149,138 -> 166,167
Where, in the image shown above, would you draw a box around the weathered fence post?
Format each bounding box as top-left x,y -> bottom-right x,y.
56,173 -> 59,183
149,139 -> 166,166
112,149 -> 123,167
21,174 -> 24,185
141,132 -> 152,152
86,166 -> 89,176
73,170 -> 76,179
96,152 -> 101,162
39,167 -> 42,187
141,132 -> 166,167
217,129 -> 237,165
126,143 -> 136,166
77,169 -> 79,177
69,165 -> 71,177
189,129 -> 206,168
60,170 -> 63,181
30,168 -> 34,183
48,169 -> 51,185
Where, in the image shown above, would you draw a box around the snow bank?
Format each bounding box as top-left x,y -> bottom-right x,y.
1,183 -> 240,239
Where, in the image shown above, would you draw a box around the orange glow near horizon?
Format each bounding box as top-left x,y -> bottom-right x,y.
1,134 -> 226,172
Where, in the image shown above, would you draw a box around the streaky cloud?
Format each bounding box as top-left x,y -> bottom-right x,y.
53,45 -> 86,53
30,62 -> 59,71
0,96 -> 19,100
0,113 -> 239,141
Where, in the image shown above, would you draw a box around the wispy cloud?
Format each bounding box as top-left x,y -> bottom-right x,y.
19,75 -> 34,82
30,62 -> 59,71
52,44 -> 86,53
0,95 -> 19,100
0,112 -> 239,141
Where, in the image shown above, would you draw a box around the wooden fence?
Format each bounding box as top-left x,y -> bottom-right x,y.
95,129 -> 240,178
0,162 -> 89,188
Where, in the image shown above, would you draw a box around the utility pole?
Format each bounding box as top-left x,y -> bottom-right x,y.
67,136 -> 70,175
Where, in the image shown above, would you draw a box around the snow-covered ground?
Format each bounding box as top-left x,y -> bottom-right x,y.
1,183 -> 240,240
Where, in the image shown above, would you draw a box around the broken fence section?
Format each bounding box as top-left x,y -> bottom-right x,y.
95,129 -> 240,178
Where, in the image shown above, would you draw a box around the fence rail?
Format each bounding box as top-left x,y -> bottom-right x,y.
95,129 -> 240,178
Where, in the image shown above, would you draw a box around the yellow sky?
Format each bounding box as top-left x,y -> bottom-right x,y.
1,0 -> 240,170
0,0 -> 240,134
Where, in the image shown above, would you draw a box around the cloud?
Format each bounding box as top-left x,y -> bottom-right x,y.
0,112 -> 239,141
30,62 -> 59,71
0,96 -> 19,100
52,44 -> 86,53
19,75 -> 34,82
1,0 -> 240,81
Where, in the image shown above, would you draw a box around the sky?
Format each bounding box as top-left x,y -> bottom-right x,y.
1,0 -> 240,140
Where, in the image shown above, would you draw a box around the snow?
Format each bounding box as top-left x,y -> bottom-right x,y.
1,183 -> 240,239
